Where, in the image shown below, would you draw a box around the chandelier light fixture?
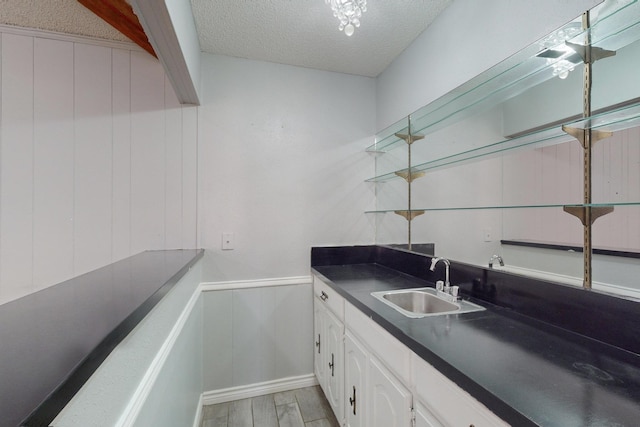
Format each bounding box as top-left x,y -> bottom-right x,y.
537,22 -> 583,79
325,0 -> 367,37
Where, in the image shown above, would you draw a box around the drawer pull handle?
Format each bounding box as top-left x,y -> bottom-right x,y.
320,291 -> 329,301
315,334 -> 321,354
349,386 -> 357,415
329,353 -> 335,376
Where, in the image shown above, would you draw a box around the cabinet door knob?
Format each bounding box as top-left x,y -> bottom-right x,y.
349,386 -> 357,415
315,334 -> 321,354
329,353 -> 335,376
320,291 -> 329,301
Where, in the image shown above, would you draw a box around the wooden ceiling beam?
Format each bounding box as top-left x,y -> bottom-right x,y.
77,0 -> 156,57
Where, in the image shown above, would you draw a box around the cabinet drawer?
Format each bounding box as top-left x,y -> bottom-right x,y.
411,354 -> 509,427
313,275 -> 344,321
345,301 -> 411,385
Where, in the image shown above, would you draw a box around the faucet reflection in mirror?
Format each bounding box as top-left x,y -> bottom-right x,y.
488,255 -> 504,268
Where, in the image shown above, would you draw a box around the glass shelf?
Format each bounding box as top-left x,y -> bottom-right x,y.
570,101 -> 640,132
366,100 -> 640,183
367,0 -> 640,154
365,201 -> 640,214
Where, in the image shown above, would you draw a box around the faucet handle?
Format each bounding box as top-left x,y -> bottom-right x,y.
451,286 -> 459,298
436,280 -> 444,291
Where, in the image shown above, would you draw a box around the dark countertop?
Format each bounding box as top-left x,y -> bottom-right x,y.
312,263 -> 640,427
0,249 -> 203,427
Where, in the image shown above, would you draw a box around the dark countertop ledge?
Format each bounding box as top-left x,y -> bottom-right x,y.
0,249 -> 203,427
312,259 -> 640,427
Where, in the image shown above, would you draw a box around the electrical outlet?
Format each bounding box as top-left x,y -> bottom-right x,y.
222,232 -> 235,250
483,228 -> 492,242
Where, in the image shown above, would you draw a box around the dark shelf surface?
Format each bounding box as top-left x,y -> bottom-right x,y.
501,239 -> 640,259
0,249 -> 203,427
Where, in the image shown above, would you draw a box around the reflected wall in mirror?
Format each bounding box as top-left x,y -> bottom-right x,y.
369,0 -> 640,299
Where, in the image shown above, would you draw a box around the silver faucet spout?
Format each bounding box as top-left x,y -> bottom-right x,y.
429,257 -> 451,288
488,254 -> 504,268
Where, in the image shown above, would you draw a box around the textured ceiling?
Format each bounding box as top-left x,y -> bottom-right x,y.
0,0 -> 451,78
191,0 -> 451,77
0,0 -> 129,42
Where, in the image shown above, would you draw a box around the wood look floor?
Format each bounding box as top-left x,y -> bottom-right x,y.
201,386 -> 339,427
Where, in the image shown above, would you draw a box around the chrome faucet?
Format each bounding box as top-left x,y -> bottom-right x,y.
429,257 -> 451,292
488,254 -> 504,268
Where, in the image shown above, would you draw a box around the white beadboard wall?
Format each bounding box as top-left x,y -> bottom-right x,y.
503,129 -> 640,251
0,28 -> 198,305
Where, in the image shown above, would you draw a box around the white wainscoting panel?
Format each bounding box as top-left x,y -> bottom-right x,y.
202,278 -> 314,394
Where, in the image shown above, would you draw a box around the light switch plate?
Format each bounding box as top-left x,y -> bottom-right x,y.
222,232 -> 235,250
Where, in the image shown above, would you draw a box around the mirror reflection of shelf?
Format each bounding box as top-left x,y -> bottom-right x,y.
366,201 -> 640,215
367,1 -> 640,155
366,101 -> 640,183
369,0 -> 640,295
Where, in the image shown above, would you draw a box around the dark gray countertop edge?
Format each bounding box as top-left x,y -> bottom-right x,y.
20,249 -> 204,427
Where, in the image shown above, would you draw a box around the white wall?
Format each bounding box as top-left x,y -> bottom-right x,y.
376,0 -> 600,131
197,54 -> 376,281
0,27 -> 198,305
202,282 -> 313,392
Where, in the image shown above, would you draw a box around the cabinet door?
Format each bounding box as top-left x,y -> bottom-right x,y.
345,332 -> 367,427
415,401 -> 443,427
325,308 -> 344,423
368,357 -> 412,427
313,298 -> 326,392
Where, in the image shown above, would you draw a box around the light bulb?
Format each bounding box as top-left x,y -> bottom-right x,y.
344,23 -> 355,36
558,70 -> 569,79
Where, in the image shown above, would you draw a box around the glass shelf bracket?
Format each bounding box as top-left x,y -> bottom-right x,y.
389,117 -> 426,250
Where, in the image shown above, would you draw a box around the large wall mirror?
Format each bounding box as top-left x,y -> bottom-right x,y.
370,0 -> 640,300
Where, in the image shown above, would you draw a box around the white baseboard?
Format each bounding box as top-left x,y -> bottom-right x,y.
201,374 -> 318,406
192,394 -> 204,427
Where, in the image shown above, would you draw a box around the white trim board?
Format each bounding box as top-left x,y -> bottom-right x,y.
115,281 -> 202,427
201,374 -> 318,406
0,24 -> 143,52
192,394 -> 204,427
200,275 -> 312,292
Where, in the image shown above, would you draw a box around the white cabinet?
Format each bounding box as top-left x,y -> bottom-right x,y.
313,277 -> 508,427
313,298 -> 326,389
345,331 -> 367,427
368,356 -> 412,427
325,308 -> 344,420
313,276 -> 345,423
345,329 -> 412,427
412,353 -> 510,427
414,402 -> 444,427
